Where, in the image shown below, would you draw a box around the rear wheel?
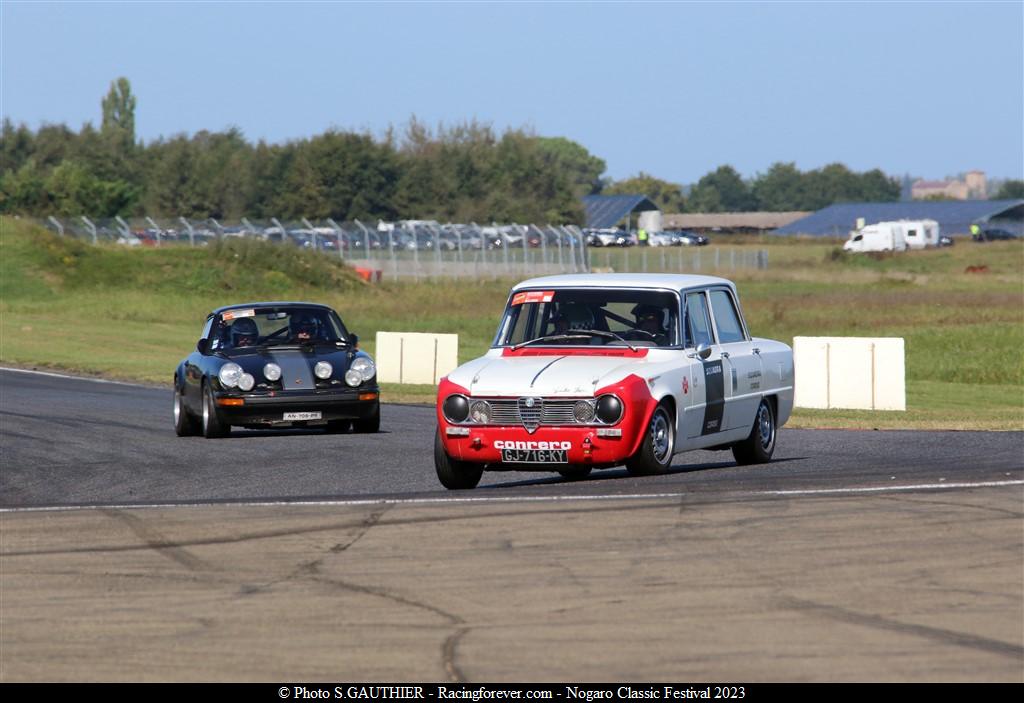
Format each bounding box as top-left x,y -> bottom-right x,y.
352,402 -> 380,433
732,398 -> 776,465
434,430 -> 483,490
173,382 -> 199,437
626,404 -> 675,476
201,381 -> 230,438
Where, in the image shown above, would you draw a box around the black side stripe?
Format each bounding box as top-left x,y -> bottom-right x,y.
701,359 -> 725,435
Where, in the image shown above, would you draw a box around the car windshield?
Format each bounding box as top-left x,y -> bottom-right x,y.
495,288 -> 679,348
208,306 -> 348,351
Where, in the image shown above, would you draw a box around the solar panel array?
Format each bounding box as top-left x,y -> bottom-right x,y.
582,194 -> 659,229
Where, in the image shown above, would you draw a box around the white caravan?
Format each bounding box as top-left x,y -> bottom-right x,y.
902,219 -> 940,250
844,221 -> 908,253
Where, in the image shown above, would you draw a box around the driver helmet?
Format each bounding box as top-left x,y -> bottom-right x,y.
289,311 -> 319,340
230,317 -> 259,347
557,303 -> 594,331
632,304 -> 665,330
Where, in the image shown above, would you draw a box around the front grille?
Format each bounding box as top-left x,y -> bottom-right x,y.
483,398 -> 591,428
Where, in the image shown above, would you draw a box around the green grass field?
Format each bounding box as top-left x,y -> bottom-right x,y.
2,217 -> 1022,429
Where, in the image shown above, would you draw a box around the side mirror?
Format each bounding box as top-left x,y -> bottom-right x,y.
349,334 -> 359,349
688,343 -> 712,360
197,339 -> 208,354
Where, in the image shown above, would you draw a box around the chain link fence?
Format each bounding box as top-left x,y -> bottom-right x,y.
39,216 -> 770,278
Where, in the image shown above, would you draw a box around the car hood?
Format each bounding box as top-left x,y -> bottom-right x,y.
451,352 -> 643,397
224,347 -> 364,390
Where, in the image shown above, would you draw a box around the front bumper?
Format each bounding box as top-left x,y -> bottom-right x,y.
214,386 -> 379,425
435,375 -> 656,468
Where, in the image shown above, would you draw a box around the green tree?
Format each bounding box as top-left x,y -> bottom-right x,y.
604,172 -> 686,213
751,162 -> 805,211
688,165 -> 755,212
994,179 -> 1024,200
101,77 -> 136,150
535,137 -> 606,198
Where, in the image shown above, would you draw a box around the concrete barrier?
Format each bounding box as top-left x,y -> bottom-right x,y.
375,332 -> 459,385
793,337 -> 905,411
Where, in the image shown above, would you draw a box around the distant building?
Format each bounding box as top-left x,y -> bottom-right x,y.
773,199 -> 1023,237
911,170 -> 987,200
663,211 -> 809,234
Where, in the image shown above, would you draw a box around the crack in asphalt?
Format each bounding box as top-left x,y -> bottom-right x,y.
100,508 -> 211,572
777,596 -> 1024,660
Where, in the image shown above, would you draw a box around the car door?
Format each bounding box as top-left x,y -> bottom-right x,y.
681,290 -> 725,439
707,288 -> 762,432
185,316 -> 215,411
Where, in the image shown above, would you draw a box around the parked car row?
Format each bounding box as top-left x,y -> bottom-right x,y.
585,228 -> 711,248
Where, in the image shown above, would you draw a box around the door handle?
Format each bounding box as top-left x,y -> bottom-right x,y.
752,347 -> 761,355
721,351 -> 730,359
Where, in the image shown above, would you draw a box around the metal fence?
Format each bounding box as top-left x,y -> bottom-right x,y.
39,216 -> 770,278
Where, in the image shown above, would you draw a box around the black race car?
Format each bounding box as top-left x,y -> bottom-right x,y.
173,302 -> 380,438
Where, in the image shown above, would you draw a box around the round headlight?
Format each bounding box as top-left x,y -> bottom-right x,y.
263,362 -> 282,381
218,363 -> 242,388
314,361 -> 333,380
350,356 -> 376,381
573,399 -> 596,423
345,369 -> 363,387
238,373 -> 255,391
469,400 -> 492,424
595,394 -> 623,424
443,394 -> 470,423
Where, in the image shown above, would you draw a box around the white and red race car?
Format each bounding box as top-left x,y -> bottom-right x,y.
434,273 -> 794,489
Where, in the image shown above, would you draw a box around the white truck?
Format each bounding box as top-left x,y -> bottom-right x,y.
843,220 -> 941,253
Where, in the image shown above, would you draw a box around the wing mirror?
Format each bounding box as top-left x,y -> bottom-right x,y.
196,338 -> 209,354
349,333 -> 359,349
688,343 -> 712,360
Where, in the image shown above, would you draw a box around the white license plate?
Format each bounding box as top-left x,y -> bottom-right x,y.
283,411 -> 322,421
501,449 -> 568,464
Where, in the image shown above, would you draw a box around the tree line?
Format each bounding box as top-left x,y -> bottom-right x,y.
8,77 -> 1012,223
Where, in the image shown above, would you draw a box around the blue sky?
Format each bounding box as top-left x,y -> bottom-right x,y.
2,1 -> 1022,184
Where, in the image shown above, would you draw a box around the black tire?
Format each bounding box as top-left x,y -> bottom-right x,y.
352,403 -> 380,433
201,381 -> 231,438
558,466 -> 592,480
434,430 -> 483,490
326,420 -> 351,433
732,398 -> 776,465
626,404 -> 675,476
173,381 -> 199,437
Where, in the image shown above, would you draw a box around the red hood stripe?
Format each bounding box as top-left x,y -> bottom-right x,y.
501,347 -> 648,358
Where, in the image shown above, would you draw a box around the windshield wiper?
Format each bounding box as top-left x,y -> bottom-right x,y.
511,334 -> 591,351
510,330 -> 637,352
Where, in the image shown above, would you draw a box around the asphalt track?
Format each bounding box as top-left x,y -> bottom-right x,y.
1,367 -> 1022,681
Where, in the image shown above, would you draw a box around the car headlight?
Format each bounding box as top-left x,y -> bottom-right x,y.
595,394 -> 623,424
573,399 -> 596,423
443,394 -> 470,423
238,373 -> 255,391
218,363 -> 243,388
263,363 -> 282,381
314,361 -> 333,380
350,356 -> 376,381
469,400 -> 492,424
345,369 -> 363,387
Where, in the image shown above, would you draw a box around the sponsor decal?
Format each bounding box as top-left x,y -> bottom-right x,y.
494,440 -> 572,450
511,290 -> 555,306
222,308 -> 255,321
682,376 -> 689,394
701,358 -> 725,435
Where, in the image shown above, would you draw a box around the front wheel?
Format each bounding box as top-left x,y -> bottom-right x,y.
434,430 -> 483,490
201,381 -> 231,438
732,398 -> 776,465
626,404 -> 675,476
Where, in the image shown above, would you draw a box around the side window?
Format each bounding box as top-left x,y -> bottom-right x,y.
709,289 -> 746,344
684,292 -> 714,348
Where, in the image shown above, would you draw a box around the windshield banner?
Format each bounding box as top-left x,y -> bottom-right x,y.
511,291 -> 554,306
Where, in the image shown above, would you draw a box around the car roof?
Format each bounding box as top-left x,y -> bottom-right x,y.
210,301 -> 336,316
511,273 -> 734,291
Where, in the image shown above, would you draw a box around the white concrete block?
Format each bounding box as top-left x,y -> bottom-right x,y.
793,336 -> 905,411
375,332 -> 459,385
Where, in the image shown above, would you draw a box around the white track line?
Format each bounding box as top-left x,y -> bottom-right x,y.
1,481 -> 1020,514
0,366 -> 152,388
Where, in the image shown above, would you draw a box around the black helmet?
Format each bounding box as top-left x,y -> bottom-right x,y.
231,317 -> 259,347
631,304 -> 663,324
290,311 -> 318,338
